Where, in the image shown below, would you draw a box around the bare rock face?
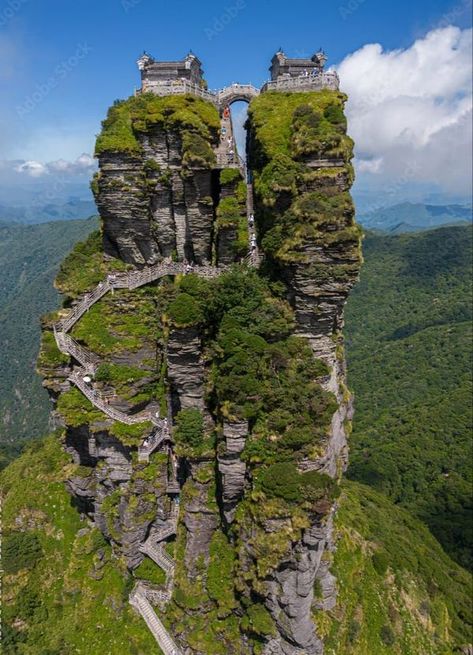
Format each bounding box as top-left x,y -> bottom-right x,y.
97,153 -> 159,265
217,420 -> 248,522
95,127 -> 216,266
183,461 -> 219,578
62,425 -> 168,569
167,326 -> 208,416
238,510 -> 335,655
183,171 -> 214,264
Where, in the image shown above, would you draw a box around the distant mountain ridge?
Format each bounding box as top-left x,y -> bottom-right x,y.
0,197 -> 97,224
358,201 -> 472,233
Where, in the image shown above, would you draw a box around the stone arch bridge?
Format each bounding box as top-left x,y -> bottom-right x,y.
216,83 -> 260,109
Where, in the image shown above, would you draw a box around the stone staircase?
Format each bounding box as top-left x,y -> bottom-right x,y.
129,584 -> 182,655
68,369 -> 163,426
54,329 -> 99,375
246,183 -> 262,268
215,108 -> 246,176
140,541 -> 175,574
153,515 -> 179,543
52,185 -> 259,651
135,500 -> 179,634
54,260 -> 223,451
138,424 -> 169,462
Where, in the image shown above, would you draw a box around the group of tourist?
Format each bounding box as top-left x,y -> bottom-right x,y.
299,68 -> 321,77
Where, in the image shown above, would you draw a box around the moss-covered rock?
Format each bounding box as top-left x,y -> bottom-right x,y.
95,93 -> 220,158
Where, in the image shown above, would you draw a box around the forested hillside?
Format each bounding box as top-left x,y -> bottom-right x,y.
0,217 -> 98,466
2,219 -> 471,576
345,225 -> 472,569
1,434 -> 471,655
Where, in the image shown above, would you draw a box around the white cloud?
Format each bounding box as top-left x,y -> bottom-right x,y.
15,160 -> 47,177
13,153 -> 96,177
337,26 -> 473,196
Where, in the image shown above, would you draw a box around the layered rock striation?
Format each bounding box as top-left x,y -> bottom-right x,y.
38,85 -> 361,654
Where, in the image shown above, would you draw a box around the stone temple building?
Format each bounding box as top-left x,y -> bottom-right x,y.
269,48 -> 328,79
137,51 -> 204,92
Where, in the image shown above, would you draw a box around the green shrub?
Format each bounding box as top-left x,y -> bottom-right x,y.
372,550 -> 389,576
174,409 -> 205,448
144,159 -> 161,172
206,532 -> 236,610
380,624 -> 396,646
37,331 -> 69,369
324,103 -> 347,131
182,131 -> 216,168
134,557 -> 166,586
56,387 -> 102,427
216,196 -> 241,226
255,153 -> 301,206
109,421 -> 152,447
300,470 -> 340,504
168,293 -> 204,327
94,362 -> 112,382
220,168 -> 241,185
293,104 -> 323,129
242,603 -> 276,637
258,465 -> 339,508
95,362 -> 148,387
55,230 -> 104,297
178,273 -> 212,300
347,619 -> 361,644
3,532 -> 43,574
259,463 -> 301,502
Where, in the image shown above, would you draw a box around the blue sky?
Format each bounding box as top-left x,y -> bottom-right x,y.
1,0 -> 471,207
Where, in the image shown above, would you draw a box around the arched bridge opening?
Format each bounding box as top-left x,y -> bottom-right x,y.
217,84 -> 260,112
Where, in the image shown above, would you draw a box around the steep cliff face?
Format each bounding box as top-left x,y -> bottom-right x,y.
242,90 -> 361,654
2,82 -> 470,655
36,89 -> 362,654
93,95 -> 221,265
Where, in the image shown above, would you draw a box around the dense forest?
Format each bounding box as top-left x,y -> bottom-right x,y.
346,225 -> 473,570
2,219 -> 471,574
0,217 -> 98,465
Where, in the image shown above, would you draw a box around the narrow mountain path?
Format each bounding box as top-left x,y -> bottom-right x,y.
53,190 -> 258,652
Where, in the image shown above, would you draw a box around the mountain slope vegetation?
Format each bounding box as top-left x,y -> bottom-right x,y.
0,217 -> 98,465
1,434 -> 471,655
345,225 -> 473,569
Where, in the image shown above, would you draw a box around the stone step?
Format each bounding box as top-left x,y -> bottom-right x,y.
140,541 -> 175,574
133,593 -> 181,654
